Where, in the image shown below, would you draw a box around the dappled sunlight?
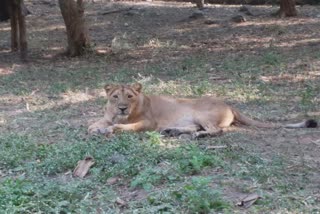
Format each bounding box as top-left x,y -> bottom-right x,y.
0,50 -> 10,53
109,1 -> 195,9
0,64 -> 24,76
29,24 -> 65,33
0,26 -> 10,32
0,67 -> 14,76
260,73 -> 319,83
143,38 -> 177,49
48,46 -> 64,51
277,38 -> 320,48
96,49 -> 109,54
2,0 -> 316,62
29,89 -> 105,112
0,88 -> 105,115
240,18 -> 319,27
60,90 -> 100,104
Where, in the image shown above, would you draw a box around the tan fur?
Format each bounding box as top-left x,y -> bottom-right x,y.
88,83 -> 314,137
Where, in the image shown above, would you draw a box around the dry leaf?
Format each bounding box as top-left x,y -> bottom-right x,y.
73,156 -> 95,178
106,177 -> 120,185
312,138 -> 320,146
115,197 -> 127,207
237,193 -> 261,208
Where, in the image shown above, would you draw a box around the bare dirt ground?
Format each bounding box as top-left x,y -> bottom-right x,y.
1,0 -> 320,212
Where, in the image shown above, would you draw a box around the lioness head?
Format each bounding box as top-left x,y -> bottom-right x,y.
105,83 -> 142,120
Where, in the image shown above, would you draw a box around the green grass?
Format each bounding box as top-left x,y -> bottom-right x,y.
1,125 -> 319,213
0,131 -> 229,213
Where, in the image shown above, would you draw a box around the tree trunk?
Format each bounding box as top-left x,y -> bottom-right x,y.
278,0 -> 297,17
9,2 -> 18,52
195,0 -> 204,9
17,0 -> 27,60
58,0 -> 90,57
8,0 -> 28,60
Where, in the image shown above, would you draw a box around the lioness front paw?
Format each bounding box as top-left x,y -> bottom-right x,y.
88,126 -> 103,134
105,126 -> 115,135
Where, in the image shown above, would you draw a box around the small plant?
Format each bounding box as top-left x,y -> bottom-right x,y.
145,131 -> 162,145
173,177 -> 230,213
111,33 -> 133,54
130,167 -> 166,191
175,145 -> 222,175
49,82 -> 68,94
192,81 -> 210,96
262,51 -> 281,66
300,84 -> 316,112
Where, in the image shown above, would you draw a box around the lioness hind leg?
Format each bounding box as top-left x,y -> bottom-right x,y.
192,118 -> 223,139
161,126 -> 198,137
192,129 -> 223,139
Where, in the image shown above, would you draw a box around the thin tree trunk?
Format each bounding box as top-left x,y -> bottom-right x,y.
17,0 -> 27,60
195,0 -> 204,9
9,1 -> 18,51
278,0 -> 297,17
58,0 -> 90,57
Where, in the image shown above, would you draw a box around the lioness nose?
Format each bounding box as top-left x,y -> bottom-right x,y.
119,107 -> 127,112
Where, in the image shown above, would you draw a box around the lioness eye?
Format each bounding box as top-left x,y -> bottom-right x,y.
128,95 -> 133,98
113,95 -> 118,99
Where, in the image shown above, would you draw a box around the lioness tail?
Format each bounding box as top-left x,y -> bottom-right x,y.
232,109 -> 317,128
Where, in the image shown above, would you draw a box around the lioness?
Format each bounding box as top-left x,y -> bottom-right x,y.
88,83 -> 317,138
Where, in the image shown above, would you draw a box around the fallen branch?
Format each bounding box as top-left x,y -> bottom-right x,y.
237,193 -> 261,208
100,7 -> 133,15
206,145 -> 228,150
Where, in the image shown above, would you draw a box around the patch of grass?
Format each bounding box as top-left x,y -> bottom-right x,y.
192,80 -> 211,96
174,144 -> 223,175
261,51 -> 282,66
50,82 -> 68,94
299,83 -> 317,112
1,124 -> 319,212
173,176 -> 230,213
0,74 -> 33,96
267,24 -> 288,36
130,166 -> 169,191
109,67 -> 136,83
0,176 -> 116,213
0,135 -> 39,170
0,64 -> 105,96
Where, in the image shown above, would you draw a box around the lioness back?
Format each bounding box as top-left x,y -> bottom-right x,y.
149,95 -> 235,130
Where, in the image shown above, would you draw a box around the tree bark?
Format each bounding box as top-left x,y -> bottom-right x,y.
58,0 -> 90,57
278,0 -> 297,17
17,0 -> 27,60
195,0 -> 204,9
8,0 -> 28,60
9,2 -> 18,52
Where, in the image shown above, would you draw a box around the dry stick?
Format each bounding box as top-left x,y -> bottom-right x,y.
206,145 -> 228,150
100,7 -> 133,15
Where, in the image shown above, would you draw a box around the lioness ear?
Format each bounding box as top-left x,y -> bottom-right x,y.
132,83 -> 142,93
104,84 -> 114,94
